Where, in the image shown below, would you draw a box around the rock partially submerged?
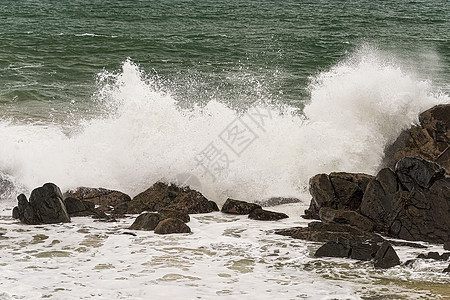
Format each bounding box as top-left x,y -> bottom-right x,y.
64,187 -> 131,211
129,210 -> 190,231
221,198 -> 261,215
126,182 -> 218,214
275,221 -> 384,244
154,218 -> 191,234
248,208 -> 288,221
303,156 -> 449,244
374,242 -> 401,269
13,183 -> 70,225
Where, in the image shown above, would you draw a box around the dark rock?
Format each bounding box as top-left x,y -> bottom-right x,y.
382,104 -> 450,174
395,157 -> 445,191
315,239 -> 352,258
63,197 -> 95,217
12,207 -> 19,219
122,232 -> 137,237
154,218 -> 191,234
306,172 -> 374,218
445,242 -> 450,251
428,252 -> 441,260
302,199 -> 320,220
128,182 -> 218,214
159,209 -> 190,223
319,207 -> 374,232
374,242 -> 400,269
309,173 -> 335,210
129,213 -> 163,231
417,252 -> 450,261
350,243 -> 380,261
403,259 -> 417,267
64,187 -> 131,209
248,208 -> 288,221
28,183 -> 70,224
16,193 -> 39,225
221,198 -> 261,215
275,221 -> 384,244
376,168 -> 399,195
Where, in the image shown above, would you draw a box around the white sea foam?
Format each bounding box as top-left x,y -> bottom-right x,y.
0,50 -> 447,205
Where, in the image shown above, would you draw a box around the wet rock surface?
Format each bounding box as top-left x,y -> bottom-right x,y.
374,242 -> 401,269
154,218 -> 191,234
303,156 -> 449,244
221,198 -> 261,215
64,187 -> 131,208
248,208 -> 288,221
13,183 -> 70,225
382,104 -> 450,175
127,182 -> 218,214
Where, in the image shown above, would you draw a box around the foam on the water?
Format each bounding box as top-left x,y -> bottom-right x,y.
0,50 -> 447,204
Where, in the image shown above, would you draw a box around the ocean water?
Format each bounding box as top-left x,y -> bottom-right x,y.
0,1 -> 449,298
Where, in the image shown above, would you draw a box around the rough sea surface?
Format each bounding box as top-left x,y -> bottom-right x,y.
0,1 -> 449,298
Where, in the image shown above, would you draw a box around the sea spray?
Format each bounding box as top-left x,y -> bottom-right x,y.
0,51 -> 447,206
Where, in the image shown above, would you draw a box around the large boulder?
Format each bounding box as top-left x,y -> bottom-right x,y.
127,182 -> 218,214
64,197 -> 95,217
360,158 -> 449,243
305,172 -> 374,218
13,183 -> 71,225
128,210 -> 190,231
221,198 -> 261,215
64,187 -> 131,209
382,104 -> 449,174
154,218 -> 191,234
129,212 -> 163,231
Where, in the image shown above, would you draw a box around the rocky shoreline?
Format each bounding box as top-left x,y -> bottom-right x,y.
7,104 -> 450,274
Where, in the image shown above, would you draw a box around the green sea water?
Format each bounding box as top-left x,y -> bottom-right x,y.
0,0 -> 448,120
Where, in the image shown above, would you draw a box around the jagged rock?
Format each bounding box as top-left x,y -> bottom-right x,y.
374,242 -> 400,269
154,218 -> 191,234
248,208 -> 288,221
360,158 -> 450,244
129,213 -> 163,231
64,187 -> 131,209
128,182 -> 218,214
382,104 -> 450,174
306,172 -> 374,218
275,221 -> 384,244
350,243 -> 380,261
395,156 -> 445,191
221,198 -> 261,215
319,207 -> 374,232
315,238 -> 352,258
302,200 -> 320,220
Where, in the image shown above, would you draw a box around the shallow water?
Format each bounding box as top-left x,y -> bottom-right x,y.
0,205 -> 448,299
